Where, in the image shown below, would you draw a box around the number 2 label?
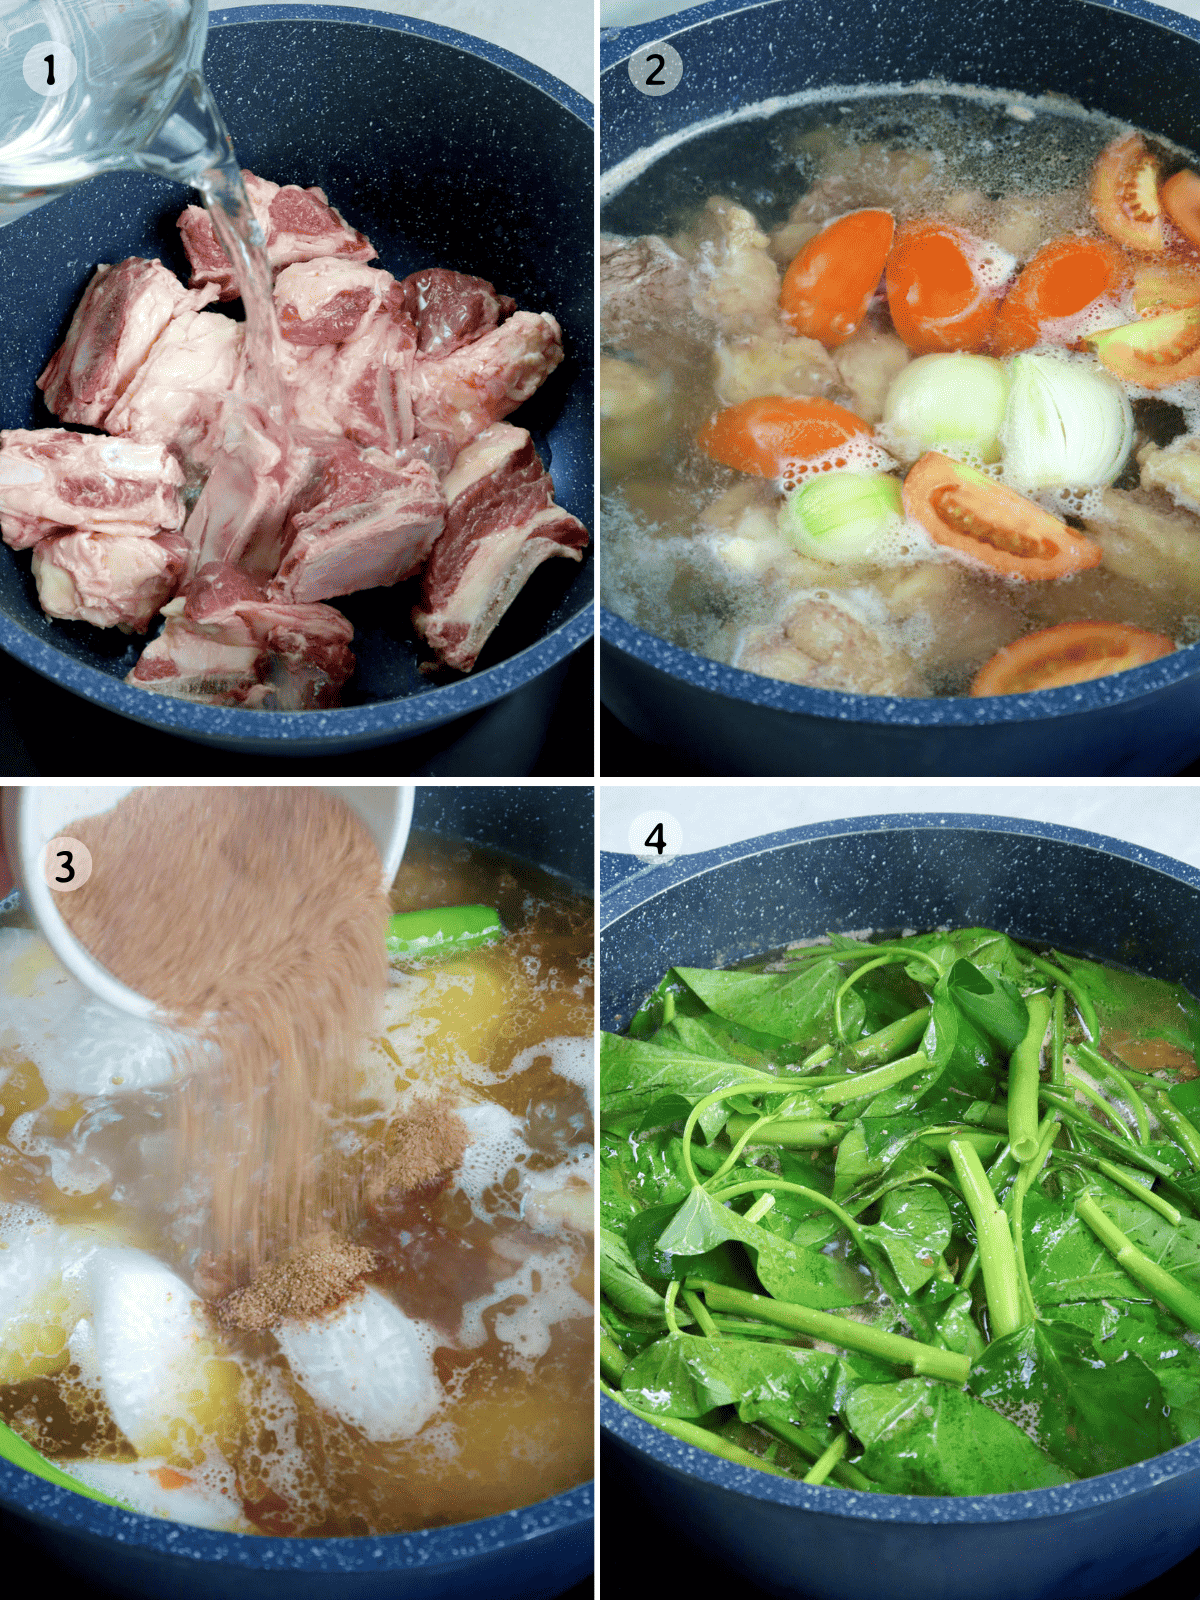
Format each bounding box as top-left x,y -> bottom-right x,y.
628,43 -> 682,98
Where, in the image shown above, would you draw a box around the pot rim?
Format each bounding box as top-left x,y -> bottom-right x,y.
599,0 -> 1200,730
0,884 -> 593,1568
0,1 -> 593,747
600,810 -> 1200,1523
600,0 -> 1200,67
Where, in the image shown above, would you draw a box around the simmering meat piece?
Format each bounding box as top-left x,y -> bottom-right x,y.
677,197 -> 782,337
0,430 -> 185,550
268,448 -> 445,604
31,530 -> 186,631
103,311 -> 244,472
1081,487 -> 1200,598
37,259 -> 215,428
408,311 -> 563,455
178,172 -> 376,301
398,268 -> 516,358
412,422 -> 587,672
1137,437 -> 1200,516
274,260 -> 409,347
833,322 -> 911,424
712,333 -> 839,407
735,595 -> 926,696
600,234 -> 693,352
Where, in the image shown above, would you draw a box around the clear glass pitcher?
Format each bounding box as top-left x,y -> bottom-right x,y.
0,0 -> 233,226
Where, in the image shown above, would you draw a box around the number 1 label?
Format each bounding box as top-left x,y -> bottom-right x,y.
22,41 -> 77,97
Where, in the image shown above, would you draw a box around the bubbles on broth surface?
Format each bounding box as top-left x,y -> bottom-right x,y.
0,832 -> 594,1536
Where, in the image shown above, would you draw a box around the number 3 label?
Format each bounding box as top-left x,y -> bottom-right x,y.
628,43 -> 682,97
628,810 -> 683,861
43,835 -> 92,892
23,41 -> 77,97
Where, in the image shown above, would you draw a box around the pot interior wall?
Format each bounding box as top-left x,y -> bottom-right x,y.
602,0 -> 1200,171
601,820 -> 1200,1027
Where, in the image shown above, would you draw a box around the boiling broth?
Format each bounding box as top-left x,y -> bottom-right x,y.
601,85 -> 1200,697
0,829 -> 593,1535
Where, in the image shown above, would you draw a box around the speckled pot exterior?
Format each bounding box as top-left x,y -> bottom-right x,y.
0,6 -> 593,756
0,785 -> 594,1597
599,815 -> 1200,1600
599,0 -> 1200,776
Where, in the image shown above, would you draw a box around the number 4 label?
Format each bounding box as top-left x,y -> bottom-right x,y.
628,810 -> 683,861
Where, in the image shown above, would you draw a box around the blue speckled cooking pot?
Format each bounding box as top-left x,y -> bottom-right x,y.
600,0 -> 1200,776
0,783 -> 594,1599
600,814 -> 1200,1600
0,5 -> 592,757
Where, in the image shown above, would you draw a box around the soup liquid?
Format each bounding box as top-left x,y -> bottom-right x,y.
0,831 -> 594,1536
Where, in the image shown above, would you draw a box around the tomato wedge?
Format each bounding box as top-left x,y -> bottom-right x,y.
990,235 -> 1130,355
697,396 -> 872,478
1132,259 -> 1200,314
903,452 -> 1103,581
1091,133 -> 1167,254
781,209 -> 895,347
971,622 -> 1175,696
886,222 -> 1010,354
1087,305 -> 1200,388
1161,169 -> 1200,251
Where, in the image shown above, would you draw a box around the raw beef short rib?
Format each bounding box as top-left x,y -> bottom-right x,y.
37,259 -> 217,429
178,172 -> 376,301
268,446 -> 445,604
408,312 -> 564,454
400,268 -> 516,358
32,529 -> 187,631
412,422 -> 587,671
0,430 -> 185,549
128,564 -> 356,708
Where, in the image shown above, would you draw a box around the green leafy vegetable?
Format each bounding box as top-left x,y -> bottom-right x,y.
602,926 -> 1200,1496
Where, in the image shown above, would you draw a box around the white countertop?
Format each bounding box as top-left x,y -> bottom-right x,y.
216,0 -> 594,101
599,785 -> 1200,871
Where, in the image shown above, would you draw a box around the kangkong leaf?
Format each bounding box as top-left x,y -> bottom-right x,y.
1025,1190 -> 1200,1305
673,960 -> 844,1047
600,1227 -> 669,1323
932,1291 -> 987,1359
903,929 -> 1033,986
653,1010 -> 805,1071
945,960 -> 1030,1055
968,1320 -> 1173,1479
621,1332 -> 887,1424
844,1379 -> 1073,1495
627,1201 -> 749,1289
863,1183 -> 953,1296
653,1187 -> 865,1308
600,1032 -> 773,1138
